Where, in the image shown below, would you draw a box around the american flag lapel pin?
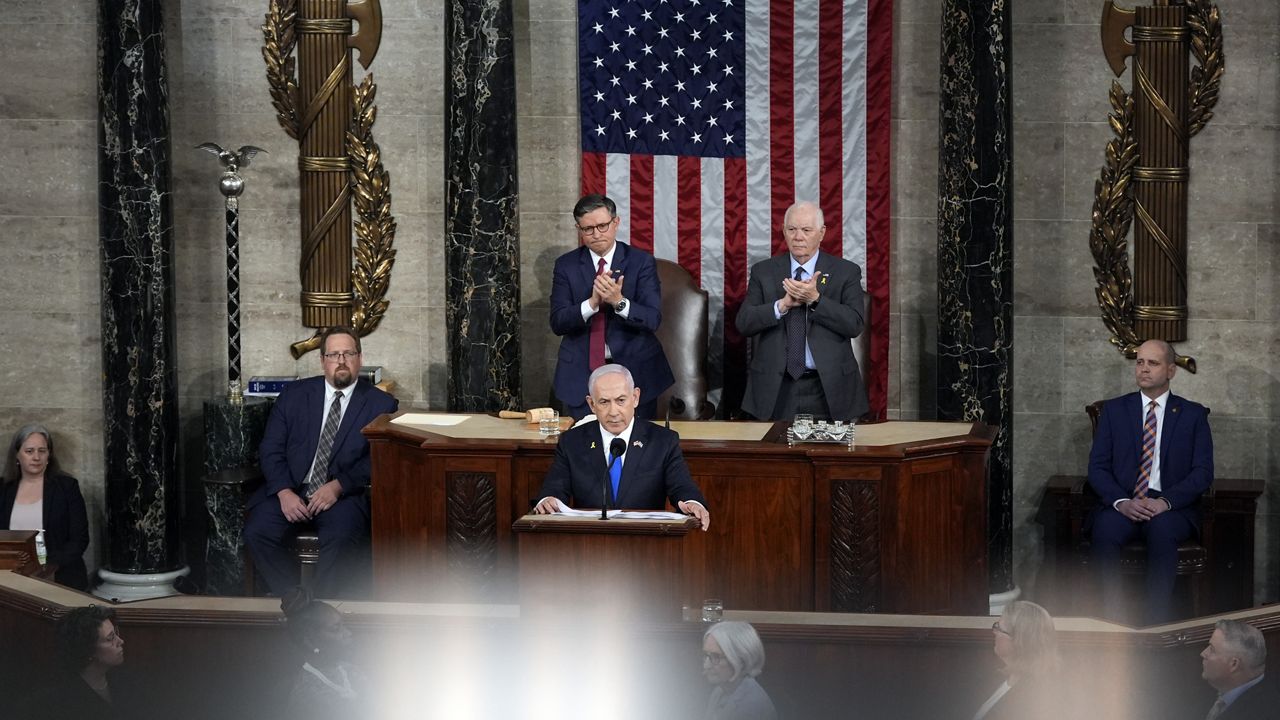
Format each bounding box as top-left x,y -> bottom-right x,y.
633,440 -> 644,448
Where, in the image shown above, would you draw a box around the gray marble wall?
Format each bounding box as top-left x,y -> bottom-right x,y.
2,0 -> 1276,600
0,2 -> 104,566
1004,1 -> 1280,600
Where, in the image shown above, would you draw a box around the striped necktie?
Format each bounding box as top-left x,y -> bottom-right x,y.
305,391 -> 344,496
1134,400 -> 1157,499
785,266 -> 807,379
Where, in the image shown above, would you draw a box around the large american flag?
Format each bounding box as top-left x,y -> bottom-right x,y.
578,0 -> 892,418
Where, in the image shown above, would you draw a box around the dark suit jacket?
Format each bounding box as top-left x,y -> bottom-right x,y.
537,420 -> 706,510
17,670 -> 154,720
736,251 -> 868,420
0,472 -> 89,590
1217,676 -> 1280,720
1087,392 -> 1214,525
549,241 -> 674,408
251,376 -> 398,508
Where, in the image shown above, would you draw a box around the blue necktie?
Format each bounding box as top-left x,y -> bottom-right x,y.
609,451 -> 623,504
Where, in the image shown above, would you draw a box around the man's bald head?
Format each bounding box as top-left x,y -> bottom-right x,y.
1138,339 -> 1175,365
1134,339 -> 1177,399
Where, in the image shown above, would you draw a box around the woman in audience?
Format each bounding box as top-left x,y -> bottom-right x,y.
702,621 -> 778,720
972,600 -> 1065,720
19,605 -> 138,719
0,423 -> 90,590
282,586 -> 373,720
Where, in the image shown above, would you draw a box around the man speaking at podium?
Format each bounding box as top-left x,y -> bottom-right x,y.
533,364 -> 710,530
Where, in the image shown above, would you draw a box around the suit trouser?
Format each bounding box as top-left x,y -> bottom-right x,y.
243,492 -> 371,598
1090,502 -> 1194,624
769,371 -> 832,421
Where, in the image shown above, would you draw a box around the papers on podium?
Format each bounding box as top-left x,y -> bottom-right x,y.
549,498 -> 687,521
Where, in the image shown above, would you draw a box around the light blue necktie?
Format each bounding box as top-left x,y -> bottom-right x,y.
609,451 -> 623,504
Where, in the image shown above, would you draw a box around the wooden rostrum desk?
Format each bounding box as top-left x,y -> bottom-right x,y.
364,414 -> 995,615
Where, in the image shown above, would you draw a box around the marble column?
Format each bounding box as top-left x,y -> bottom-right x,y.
97,0 -> 184,583
444,0 -> 522,412
202,397 -> 271,595
936,0 -> 1015,599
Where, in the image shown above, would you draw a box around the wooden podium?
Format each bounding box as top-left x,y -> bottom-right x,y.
364,415 -> 994,615
513,513 -> 700,621
0,531 -> 42,576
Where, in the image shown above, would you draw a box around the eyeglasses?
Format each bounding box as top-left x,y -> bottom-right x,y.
322,351 -> 361,362
702,651 -> 728,666
992,620 -> 1012,637
576,219 -> 615,236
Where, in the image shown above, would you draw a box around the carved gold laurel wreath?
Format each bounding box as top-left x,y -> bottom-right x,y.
262,0 -> 299,140
347,76 -> 397,339
262,0 -> 397,359
1088,0 -> 1222,373
1186,0 -> 1224,138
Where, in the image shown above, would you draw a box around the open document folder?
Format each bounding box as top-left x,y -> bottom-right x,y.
548,498 -> 688,521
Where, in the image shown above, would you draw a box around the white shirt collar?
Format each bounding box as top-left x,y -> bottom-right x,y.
590,242 -> 619,269
597,417 -> 636,459
1140,389 -> 1170,410
325,380 -> 355,398
789,251 -> 820,278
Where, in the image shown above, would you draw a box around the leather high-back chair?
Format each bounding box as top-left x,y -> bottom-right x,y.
854,293 -> 871,407
654,259 -> 715,420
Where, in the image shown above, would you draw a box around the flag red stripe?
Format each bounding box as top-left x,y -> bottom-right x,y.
767,0 -> 795,257
629,155 -> 655,253
677,156 -> 702,283
865,0 -> 894,420
722,157 -> 749,408
581,152 -> 606,197
817,0 -> 845,258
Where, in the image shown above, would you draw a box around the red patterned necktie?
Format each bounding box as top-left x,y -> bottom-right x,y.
1134,400 -> 1157,499
589,258 -> 607,369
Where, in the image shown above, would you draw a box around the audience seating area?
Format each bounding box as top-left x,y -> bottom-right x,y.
1,570 -> 1276,720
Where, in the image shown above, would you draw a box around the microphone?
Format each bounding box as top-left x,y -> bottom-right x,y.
667,397 -> 686,428
602,437 -> 627,520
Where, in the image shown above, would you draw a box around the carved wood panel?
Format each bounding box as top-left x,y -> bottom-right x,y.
445,471 -> 498,591
831,478 -> 881,612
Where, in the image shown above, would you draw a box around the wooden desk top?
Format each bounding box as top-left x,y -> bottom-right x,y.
377,412 -> 989,451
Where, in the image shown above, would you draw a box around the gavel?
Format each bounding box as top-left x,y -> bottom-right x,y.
497,408 -> 558,423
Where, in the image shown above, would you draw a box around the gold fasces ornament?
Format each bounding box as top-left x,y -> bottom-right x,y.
1089,0 -> 1223,372
262,0 -> 396,359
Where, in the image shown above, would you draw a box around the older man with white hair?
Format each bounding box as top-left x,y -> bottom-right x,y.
1200,619 -> 1278,720
736,201 -> 868,421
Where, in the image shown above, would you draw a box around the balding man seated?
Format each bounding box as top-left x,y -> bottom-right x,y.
1087,339 -> 1214,624
1200,619 -> 1280,720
